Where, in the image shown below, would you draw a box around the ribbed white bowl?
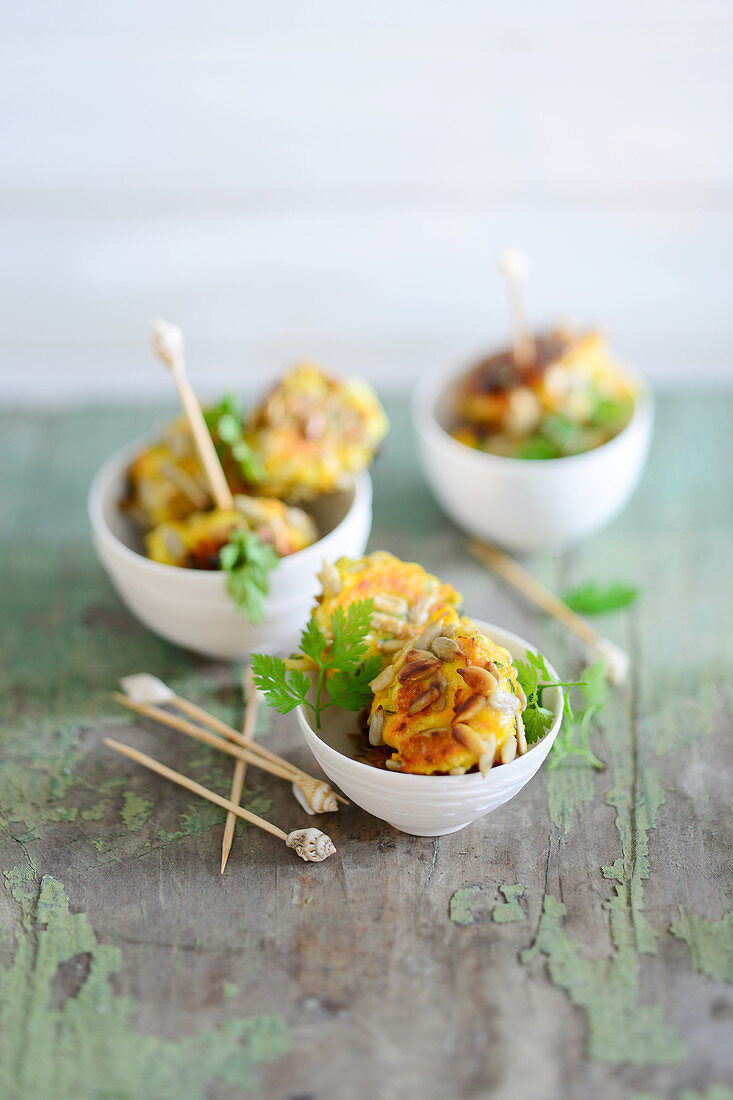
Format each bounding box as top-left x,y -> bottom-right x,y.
296,621 -> 563,836
412,365 -> 653,552
88,438 -> 372,660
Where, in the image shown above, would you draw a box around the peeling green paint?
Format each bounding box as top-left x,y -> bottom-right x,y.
545,763 -> 597,836
670,907 -> 733,984
0,873 -> 289,1099
678,1088 -> 733,1100
492,884 -> 527,923
521,677 -> 692,1064
449,886 -> 482,926
521,894 -> 683,1064
120,790 -> 153,832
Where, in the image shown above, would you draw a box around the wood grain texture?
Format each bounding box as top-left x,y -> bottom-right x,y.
1,396 -> 732,1099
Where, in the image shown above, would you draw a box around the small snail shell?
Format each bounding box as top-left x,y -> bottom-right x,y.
286,828 -> 336,862
291,777 -> 338,815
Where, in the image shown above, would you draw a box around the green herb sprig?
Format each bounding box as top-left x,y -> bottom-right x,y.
219,529 -> 279,624
204,394 -> 265,484
515,651 -> 606,769
252,599 -> 382,728
561,580 -> 638,615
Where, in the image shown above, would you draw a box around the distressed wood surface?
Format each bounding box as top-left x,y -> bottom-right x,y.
1,396 -> 732,1100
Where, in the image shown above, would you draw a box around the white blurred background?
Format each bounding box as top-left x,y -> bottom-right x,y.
2,0 -> 731,402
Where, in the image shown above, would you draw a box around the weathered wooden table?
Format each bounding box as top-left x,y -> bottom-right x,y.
1,396 -> 731,1100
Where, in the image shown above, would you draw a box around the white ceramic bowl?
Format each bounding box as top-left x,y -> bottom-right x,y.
413,365 -> 654,552
88,439 -> 372,661
296,621 -> 563,837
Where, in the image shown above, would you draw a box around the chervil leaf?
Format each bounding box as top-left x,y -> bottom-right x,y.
220,529 -> 279,624
328,598 -> 374,671
251,654 -> 310,714
514,657 -> 539,700
328,655 -> 383,712
250,596 -> 378,728
579,659 -> 608,713
562,580 -> 639,615
203,393 -> 265,484
300,616 -> 328,666
523,704 -> 556,745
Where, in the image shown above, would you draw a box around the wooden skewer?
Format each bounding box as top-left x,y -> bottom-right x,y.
220,667 -> 258,875
171,694 -> 348,804
104,739 -> 336,862
465,538 -> 630,684
151,318 -> 234,510
497,248 -> 536,369
112,693 -> 296,781
104,738 -> 288,841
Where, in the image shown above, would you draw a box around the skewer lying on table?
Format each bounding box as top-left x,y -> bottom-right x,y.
116,674 -> 345,812
104,738 -> 336,862
465,537 -> 630,684
220,666 -> 257,875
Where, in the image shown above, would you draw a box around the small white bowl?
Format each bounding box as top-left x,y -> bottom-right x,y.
296,621 -> 563,837
88,439 -> 372,661
412,364 -> 653,553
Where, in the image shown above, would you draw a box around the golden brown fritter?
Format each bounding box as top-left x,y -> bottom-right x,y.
244,363 -> 388,500
368,618 -> 526,775
145,496 -> 318,569
451,329 -> 636,459
311,551 -> 462,663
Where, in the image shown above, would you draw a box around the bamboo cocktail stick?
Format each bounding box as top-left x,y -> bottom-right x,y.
103,739 -> 336,862
497,248 -> 536,370
220,667 -> 258,875
151,318 -> 234,511
112,693 -> 295,780
465,538 -> 630,684
119,674 -> 346,808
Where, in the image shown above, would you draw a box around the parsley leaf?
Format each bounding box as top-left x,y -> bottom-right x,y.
515,649 -> 605,768
220,529 -> 279,624
204,393 -> 266,484
561,579 -> 639,615
328,655 -> 383,712
252,597 -> 376,727
250,654 -> 310,713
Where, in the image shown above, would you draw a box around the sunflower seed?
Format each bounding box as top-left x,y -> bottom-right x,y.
515,683 -> 527,711
398,656 -> 441,683
458,665 -> 499,694
431,636 -> 461,661
370,666 -> 395,693
408,684 -> 441,714
440,621 -> 458,639
371,612 -> 411,636
368,705 -> 385,746
385,758 -> 403,771
422,727 -> 449,737
454,693 -> 487,722
516,713 -> 527,755
449,766 -> 467,775
317,561 -> 342,598
432,671 -> 448,711
488,690 -> 522,716
374,593 -> 409,616
408,594 -> 435,625
413,619 -> 444,651
405,648 -> 435,661
451,723 -> 485,754
378,639 -> 405,654
479,734 -> 497,776
500,736 -> 517,764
